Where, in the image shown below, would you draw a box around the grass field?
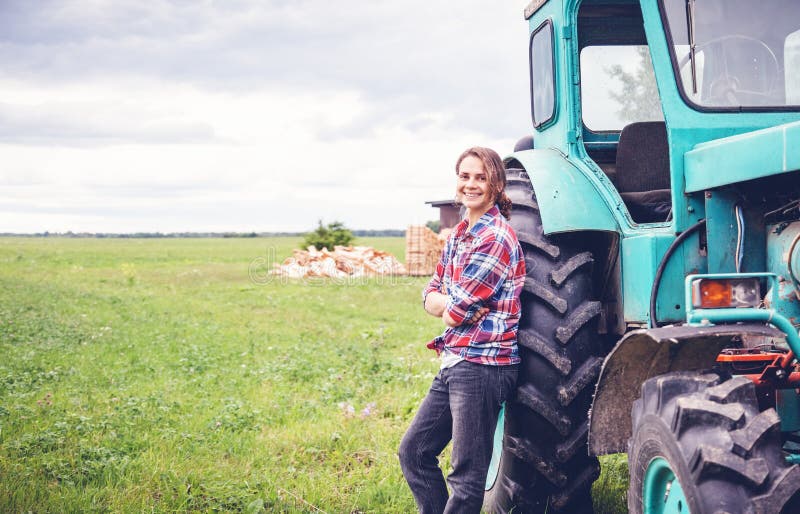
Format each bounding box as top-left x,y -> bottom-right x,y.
0,237 -> 627,512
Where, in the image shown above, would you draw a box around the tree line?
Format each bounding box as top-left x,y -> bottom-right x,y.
0,229 -> 407,238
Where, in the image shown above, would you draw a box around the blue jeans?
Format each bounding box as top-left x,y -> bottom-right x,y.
399,360 -> 518,514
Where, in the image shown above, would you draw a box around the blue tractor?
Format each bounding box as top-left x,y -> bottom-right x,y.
484,1 -> 800,512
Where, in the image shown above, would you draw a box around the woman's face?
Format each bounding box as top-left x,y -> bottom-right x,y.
457,155 -> 494,216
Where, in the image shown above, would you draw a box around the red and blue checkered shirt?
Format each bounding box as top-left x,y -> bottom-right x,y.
423,205 -> 525,366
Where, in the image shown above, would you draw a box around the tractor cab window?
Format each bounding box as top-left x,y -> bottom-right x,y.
580,45 -> 670,225
661,0 -> 800,109
580,45 -> 664,132
576,2 -> 671,225
530,20 -> 556,128
787,30 -> 800,104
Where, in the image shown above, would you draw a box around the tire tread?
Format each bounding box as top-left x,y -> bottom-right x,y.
518,329 -> 571,376
555,301 -> 601,344
557,356 -> 603,407
523,277 -> 568,315
515,384 -> 572,437
550,252 -> 594,287
518,233 -> 560,260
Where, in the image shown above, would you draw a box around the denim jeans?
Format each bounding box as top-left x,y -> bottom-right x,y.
399,360 -> 518,514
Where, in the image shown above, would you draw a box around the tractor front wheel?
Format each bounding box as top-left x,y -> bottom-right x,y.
628,371 -> 800,514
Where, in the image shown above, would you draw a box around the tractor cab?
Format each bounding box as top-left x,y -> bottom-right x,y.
574,0 -> 800,225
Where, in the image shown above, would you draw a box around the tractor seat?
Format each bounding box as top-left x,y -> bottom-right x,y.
615,121 -> 672,223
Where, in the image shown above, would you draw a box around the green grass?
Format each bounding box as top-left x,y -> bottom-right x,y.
0,237 -> 627,512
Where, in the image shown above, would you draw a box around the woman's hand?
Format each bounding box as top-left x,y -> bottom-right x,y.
427,291 -> 490,327
442,306 -> 489,327
468,306 -> 490,324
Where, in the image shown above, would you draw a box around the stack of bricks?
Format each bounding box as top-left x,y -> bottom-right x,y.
405,226 -> 450,276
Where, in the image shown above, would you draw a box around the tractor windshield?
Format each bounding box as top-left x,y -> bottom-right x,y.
661,0 -> 800,109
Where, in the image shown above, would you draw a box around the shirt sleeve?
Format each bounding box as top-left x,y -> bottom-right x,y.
445,236 -> 510,325
422,241 -> 449,306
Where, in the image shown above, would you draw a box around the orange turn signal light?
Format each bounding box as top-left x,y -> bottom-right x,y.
691,278 -> 760,309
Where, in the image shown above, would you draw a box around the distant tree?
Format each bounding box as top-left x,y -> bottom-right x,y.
303,220 -> 354,250
607,46 -> 664,123
425,220 -> 441,234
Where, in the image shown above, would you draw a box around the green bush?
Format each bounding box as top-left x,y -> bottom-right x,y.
425,220 -> 441,234
303,220 -> 354,250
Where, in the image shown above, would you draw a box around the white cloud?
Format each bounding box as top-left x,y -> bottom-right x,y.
0,0 -> 531,233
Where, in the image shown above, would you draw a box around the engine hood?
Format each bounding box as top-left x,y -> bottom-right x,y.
684,120 -> 800,193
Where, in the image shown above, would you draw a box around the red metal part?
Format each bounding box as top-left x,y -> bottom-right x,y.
716,352 -> 783,363
740,372 -> 800,387
716,348 -> 799,388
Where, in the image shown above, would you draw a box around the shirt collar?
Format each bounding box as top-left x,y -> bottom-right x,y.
454,204 -> 500,238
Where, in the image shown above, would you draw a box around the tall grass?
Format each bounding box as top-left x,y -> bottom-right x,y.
0,237 -> 626,512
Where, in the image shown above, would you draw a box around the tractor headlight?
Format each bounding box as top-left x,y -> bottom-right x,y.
691,277 -> 761,309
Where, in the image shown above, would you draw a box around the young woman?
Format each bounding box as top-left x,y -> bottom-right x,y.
399,147 -> 525,513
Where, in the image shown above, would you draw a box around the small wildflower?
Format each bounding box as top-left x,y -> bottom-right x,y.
338,402 -> 355,417
361,402 -> 376,418
37,392 -> 53,408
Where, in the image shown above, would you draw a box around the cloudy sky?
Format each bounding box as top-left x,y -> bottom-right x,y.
0,0 -> 533,233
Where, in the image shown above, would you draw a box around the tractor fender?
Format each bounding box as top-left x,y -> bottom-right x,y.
588,323 -> 786,456
505,149 -> 620,235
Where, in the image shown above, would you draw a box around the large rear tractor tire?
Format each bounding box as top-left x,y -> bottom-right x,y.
628,371 -> 800,514
484,168 -> 606,513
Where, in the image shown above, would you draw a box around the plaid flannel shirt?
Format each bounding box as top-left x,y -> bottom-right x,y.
423,205 -> 525,365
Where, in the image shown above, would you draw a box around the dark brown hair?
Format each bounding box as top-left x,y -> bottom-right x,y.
455,146 -> 512,219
